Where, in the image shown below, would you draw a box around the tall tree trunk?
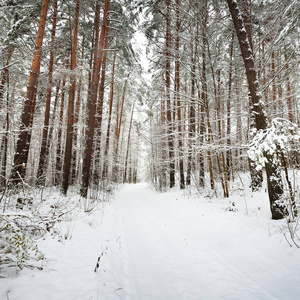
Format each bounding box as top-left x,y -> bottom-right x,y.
235,81 -> 243,171
285,53 -> 293,123
0,45 -> 13,187
81,0 -> 110,197
175,0 -> 185,189
227,0 -> 285,219
11,0 -> 50,183
196,8 -> 205,189
71,35 -> 85,184
112,74 -> 129,183
102,50 -> 116,182
160,87 -> 167,191
226,33 -> 234,181
201,0 -> 214,190
61,0 -> 80,195
186,34 -> 195,186
88,0 -> 102,184
0,45 -> 14,112
123,101 -> 135,184
165,0 -> 175,188
262,41 -> 269,111
0,70 -> 10,188
45,83 -> 60,184
54,60 -> 68,186
93,32 -> 109,183
215,68 -> 229,198
271,51 -> 277,118
37,0 -> 58,185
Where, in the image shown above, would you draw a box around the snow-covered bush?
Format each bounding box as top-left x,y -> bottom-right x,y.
0,215 -> 45,277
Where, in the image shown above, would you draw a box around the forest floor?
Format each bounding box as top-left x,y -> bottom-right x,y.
1,181 -> 300,300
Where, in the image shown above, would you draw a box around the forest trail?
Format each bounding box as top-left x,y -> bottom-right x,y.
98,183 -> 300,300
2,183 -> 300,300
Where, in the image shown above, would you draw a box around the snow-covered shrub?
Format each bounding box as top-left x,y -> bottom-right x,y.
248,118 -> 299,172
0,215 -> 45,277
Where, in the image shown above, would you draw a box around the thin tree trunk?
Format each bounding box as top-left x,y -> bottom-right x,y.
123,101 -> 135,184
160,87 -> 167,190
62,0 -> 80,195
262,41 -> 269,111
112,74 -> 129,182
226,33 -> 234,181
202,0 -> 214,190
37,0 -> 58,185
276,51 -> 283,118
45,83 -> 60,184
175,0 -> 185,189
102,50 -> 116,182
11,0 -> 50,183
165,0 -> 175,188
71,35 -> 85,184
271,51 -> 277,118
0,71 -> 9,188
93,33 -> 109,182
285,53 -> 293,123
186,30 -> 196,186
0,45 -> 14,112
55,61 -> 68,186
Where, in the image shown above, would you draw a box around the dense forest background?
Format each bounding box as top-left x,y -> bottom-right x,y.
0,0 -> 299,219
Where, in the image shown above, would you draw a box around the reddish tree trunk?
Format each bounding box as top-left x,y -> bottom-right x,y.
81,0 -> 110,197
12,0 -> 50,183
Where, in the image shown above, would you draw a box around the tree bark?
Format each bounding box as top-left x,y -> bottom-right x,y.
123,101 -> 135,184
227,0 -> 285,219
55,60 -> 68,186
101,50 -> 116,183
37,0 -> 58,185
93,32 -> 109,182
0,45 -> 14,111
201,0 -> 214,190
62,0 -> 80,195
11,0 -> 50,183
81,0 -> 110,197
175,0 -> 185,189
165,0 -> 175,188
226,33 -> 234,181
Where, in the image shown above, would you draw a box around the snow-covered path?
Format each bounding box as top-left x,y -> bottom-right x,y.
99,183 -> 300,300
1,183 -> 300,299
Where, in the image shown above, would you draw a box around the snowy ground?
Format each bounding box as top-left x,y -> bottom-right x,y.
1,182 -> 300,300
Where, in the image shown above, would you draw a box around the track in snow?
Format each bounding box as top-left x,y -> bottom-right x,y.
98,183 -> 300,300
2,183 -> 300,300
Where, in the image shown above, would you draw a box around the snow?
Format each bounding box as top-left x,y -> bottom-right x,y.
1,182 -> 300,299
